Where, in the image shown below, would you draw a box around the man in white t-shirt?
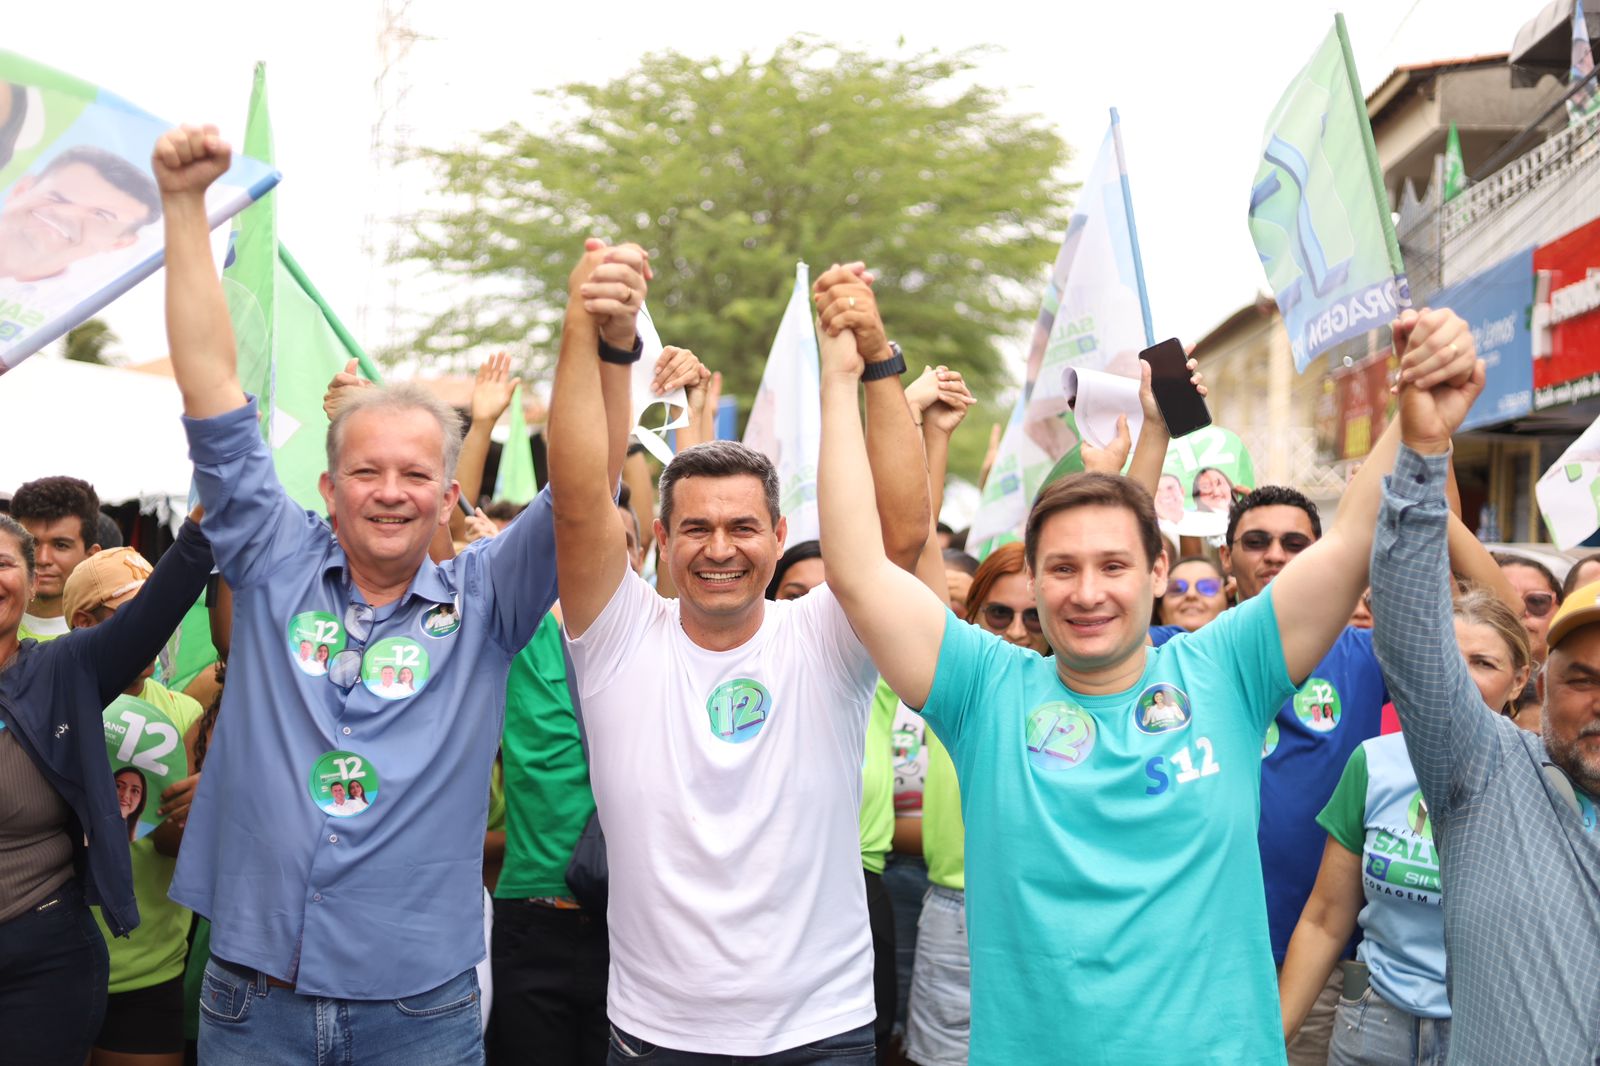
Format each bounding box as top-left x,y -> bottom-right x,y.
548,243 -> 933,1061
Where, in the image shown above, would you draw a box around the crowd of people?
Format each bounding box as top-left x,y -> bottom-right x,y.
0,122 -> 1597,1066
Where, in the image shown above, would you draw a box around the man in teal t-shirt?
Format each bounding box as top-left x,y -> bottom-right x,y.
811,285 -> 1479,1064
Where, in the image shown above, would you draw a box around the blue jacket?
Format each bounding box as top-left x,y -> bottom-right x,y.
0,518 -> 212,936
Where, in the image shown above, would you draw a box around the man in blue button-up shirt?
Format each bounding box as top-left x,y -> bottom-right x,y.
151,126 -> 643,1065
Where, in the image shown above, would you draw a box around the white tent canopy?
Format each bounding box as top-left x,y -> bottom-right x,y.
0,357 -> 193,519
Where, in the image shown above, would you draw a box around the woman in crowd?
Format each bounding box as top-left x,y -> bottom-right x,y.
1278,586 -> 1530,1066
0,511 -> 212,1066
907,542 -> 1046,1066
1493,553 -> 1561,731
1158,555 -> 1229,634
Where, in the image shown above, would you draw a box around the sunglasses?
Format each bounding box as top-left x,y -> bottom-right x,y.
1522,591 -> 1557,619
1167,578 -> 1221,597
1234,530 -> 1313,554
982,603 -> 1043,634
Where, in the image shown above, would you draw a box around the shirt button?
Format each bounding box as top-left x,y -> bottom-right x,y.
342,727 -> 352,736
312,893 -> 322,902
329,835 -> 339,844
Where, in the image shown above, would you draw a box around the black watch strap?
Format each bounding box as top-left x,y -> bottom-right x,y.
861,341 -> 906,382
598,333 -> 645,365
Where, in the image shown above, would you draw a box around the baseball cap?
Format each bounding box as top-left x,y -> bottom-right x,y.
62,547 -> 152,627
1546,580 -> 1600,653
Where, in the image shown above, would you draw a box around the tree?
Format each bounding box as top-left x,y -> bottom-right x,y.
403,37 -> 1074,438
63,317 -> 118,365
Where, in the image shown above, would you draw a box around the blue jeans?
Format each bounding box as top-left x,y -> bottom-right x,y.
0,879 -> 109,1066
606,1020 -> 875,1064
198,957 -> 483,1065
903,886 -> 968,1066
1328,986 -> 1451,1066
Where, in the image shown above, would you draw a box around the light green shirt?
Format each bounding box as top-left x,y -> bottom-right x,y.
858,679 -> 897,874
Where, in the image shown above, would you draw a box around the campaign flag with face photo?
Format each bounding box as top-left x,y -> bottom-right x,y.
1248,16 -> 1410,372
102,694 -> 187,841
0,51 -> 278,375
743,262 -> 822,544
968,109 -> 1154,552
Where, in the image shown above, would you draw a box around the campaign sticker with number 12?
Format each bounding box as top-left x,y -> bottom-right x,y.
103,695 -> 186,841
309,750 -> 380,818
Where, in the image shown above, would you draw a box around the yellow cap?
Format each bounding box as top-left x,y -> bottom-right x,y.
1546,580 -> 1600,653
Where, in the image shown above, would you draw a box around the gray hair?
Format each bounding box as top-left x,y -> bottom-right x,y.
326,382 -> 465,481
0,514 -> 35,580
658,441 -> 781,532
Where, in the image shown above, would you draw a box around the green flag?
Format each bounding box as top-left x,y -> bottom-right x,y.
1442,123 -> 1465,202
494,383 -> 537,504
1247,15 -> 1409,372
224,62 -> 382,514
161,64 -> 380,692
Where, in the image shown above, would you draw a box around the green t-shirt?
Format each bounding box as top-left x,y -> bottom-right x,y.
1317,743 -> 1367,855
488,758 -> 506,834
92,679 -> 204,993
921,589 -> 1295,1065
858,679 -> 897,875
495,614 -> 595,899
921,726 -> 964,890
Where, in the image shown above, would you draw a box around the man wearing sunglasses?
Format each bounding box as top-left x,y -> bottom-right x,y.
1369,342 -> 1600,1065
819,301 -> 1479,1065
1220,485 -> 1390,1065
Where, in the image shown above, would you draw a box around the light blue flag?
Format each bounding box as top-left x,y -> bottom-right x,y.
968,109 -> 1154,550
1247,16 -> 1409,372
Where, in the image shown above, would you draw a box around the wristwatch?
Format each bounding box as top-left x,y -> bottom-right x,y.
861,341 -> 906,382
598,333 -> 644,365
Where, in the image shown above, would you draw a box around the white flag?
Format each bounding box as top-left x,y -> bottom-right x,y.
1537,414 -> 1600,548
968,110 -> 1153,549
743,262 -> 822,544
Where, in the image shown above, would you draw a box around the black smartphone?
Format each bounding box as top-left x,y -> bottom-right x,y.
457,497 -> 476,519
1139,338 -> 1211,438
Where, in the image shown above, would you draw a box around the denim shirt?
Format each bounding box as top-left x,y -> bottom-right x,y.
168,400 -> 557,1000
1372,445 -> 1600,1063
0,517 -> 213,935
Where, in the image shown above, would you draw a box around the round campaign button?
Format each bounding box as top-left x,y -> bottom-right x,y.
705,678 -> 771,744
1133,683 -> 1191,735
308,751 -> 379,818
1024,701 -> 1097,773
362,638 -> 430,701
421,601 -> 461,638
286,611 -> 345,678
1261,720 -> 1281,759
1293,677 -> 1342,733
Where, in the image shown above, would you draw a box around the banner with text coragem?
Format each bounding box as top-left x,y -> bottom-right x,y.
0,51 -> 278,375
967,109 -> 1153,551
1248,15 -> 1410,372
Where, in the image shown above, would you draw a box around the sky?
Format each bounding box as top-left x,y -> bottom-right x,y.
9,0 -> 1537,385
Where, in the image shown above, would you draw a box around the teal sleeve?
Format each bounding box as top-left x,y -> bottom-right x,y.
919,609 -> 999,757
1316,744 -> 1369,855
